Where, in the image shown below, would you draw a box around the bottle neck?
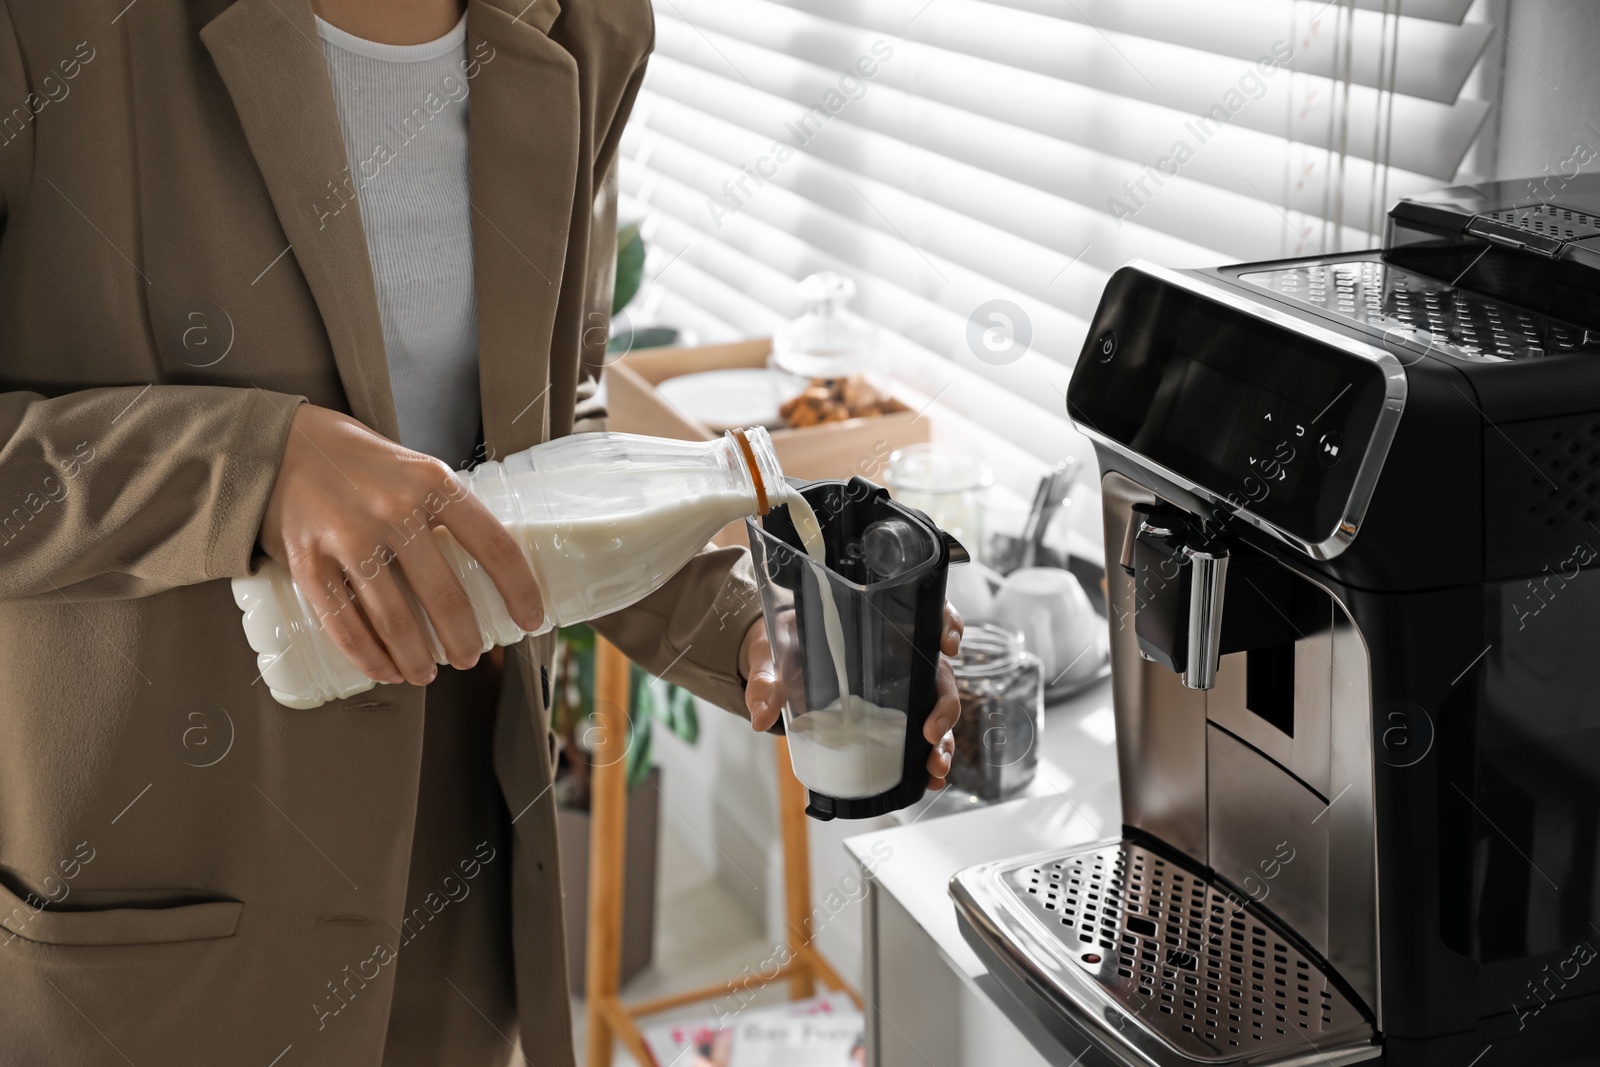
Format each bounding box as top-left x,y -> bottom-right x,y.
725,427 -> 785,516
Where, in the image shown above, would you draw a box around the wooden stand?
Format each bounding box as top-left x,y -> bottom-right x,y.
583,636 -> 860,1067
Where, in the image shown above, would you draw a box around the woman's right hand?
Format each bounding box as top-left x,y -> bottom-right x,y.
258,404 -> 544,687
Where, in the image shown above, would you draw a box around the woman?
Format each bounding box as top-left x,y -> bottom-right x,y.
0,1 -> 962,1064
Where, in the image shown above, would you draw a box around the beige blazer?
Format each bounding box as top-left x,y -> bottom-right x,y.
0,1 -> 761,1063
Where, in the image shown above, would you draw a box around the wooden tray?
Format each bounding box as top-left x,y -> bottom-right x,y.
606,338 -> 929,484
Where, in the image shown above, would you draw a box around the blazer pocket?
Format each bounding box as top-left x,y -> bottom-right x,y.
0,876 -> 241,947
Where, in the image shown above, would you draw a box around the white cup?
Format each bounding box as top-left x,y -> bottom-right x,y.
988,567 -> 1103,688
944,559 -> 1001,622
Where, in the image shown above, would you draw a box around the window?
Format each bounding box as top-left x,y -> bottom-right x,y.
617,0 -> 1494,492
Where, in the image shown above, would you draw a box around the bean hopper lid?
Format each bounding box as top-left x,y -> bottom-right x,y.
1383,174 -> 1600,334
1388,174 -> 1600,258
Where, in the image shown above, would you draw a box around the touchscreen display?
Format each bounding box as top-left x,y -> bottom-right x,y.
1159,343 -> 1346,505
1067,268 -> 1390,545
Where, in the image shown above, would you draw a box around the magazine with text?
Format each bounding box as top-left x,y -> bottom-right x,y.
640,991 -> 865,1066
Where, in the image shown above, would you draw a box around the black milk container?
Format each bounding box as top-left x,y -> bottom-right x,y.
747,477 -> 966,820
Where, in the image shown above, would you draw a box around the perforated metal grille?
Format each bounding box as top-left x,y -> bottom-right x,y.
1483,203 -> 1600,241
1001,841 -> 1369,1062
1242,259 -> 1600,362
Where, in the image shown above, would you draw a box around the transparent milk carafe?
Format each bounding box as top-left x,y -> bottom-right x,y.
233,429 -> 785,710
746,478 -> 965,820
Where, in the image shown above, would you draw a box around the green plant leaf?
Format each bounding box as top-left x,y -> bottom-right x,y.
625,710 -> 653,791
561,623 -> 596,652
666,684 -> 699,745
575,648 -> 594,716
607,325 -> 682,353
613,222 -> 644,316
628,664 -> 657,726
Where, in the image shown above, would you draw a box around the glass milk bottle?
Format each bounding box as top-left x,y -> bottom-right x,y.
233,429 -> 785,710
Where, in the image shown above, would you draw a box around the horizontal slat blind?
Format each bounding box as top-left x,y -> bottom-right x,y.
675,0 -> 1489,180
619,0 -> 1492,476
1263,0 -> 1472,22
981,0 -> 1489,103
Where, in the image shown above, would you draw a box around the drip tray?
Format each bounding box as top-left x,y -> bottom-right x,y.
951,839 -> 1378,1067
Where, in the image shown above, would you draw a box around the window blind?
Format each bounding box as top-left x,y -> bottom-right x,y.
616,0 -> 1493,475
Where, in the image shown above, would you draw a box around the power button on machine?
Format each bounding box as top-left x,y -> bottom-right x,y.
1096,331 -> 1117,362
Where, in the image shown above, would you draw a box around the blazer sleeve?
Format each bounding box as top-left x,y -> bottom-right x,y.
0,386 -> 303,601
582,29 -> 764,717
0,3 -> 304,602
589,545 -> 765,719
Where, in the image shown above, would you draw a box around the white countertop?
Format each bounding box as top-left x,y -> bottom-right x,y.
846,675 -> 1122,980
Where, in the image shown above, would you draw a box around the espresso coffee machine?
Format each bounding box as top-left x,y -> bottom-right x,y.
953,177 -> 1600,1065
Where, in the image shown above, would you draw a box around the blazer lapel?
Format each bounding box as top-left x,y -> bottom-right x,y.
466,0 -> 579,457
201,0 -> 400,439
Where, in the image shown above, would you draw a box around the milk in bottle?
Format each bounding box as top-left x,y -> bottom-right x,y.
233,429 -> 786,709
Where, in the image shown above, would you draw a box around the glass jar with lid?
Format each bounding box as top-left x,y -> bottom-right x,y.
948,621 -> 1045,801
770,271 -> 884,384
886,444 -> 992,565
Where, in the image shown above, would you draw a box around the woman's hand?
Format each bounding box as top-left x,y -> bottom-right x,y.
258,404 -> 544,687
740,603 -> 965,789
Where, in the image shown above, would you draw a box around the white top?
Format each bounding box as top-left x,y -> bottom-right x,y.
317,14 -> 481,469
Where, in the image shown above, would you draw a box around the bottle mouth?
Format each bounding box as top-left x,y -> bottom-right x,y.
728,426 -> 780,515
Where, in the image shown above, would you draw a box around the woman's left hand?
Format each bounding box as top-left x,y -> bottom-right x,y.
740,603 -> 965,789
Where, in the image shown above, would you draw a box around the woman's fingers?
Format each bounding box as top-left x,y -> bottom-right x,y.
394,530 -> 485,669
742,622 -> 782,731
923,602 -> 965,784
941,601 -> 964,657
435,487 -> 545,633
256,404 -> 540,687
927,732 -> 955,788
923,658 -> 961,743
747,673 -> 781,731
924,658 -> 961,786
299,554 -> 401,684
259,407 -> 541,684
349,566 -> 437,686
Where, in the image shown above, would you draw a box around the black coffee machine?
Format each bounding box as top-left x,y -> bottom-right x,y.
953,177 -> 1600,1065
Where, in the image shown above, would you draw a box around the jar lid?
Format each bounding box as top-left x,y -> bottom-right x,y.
771,272 -> 879,380
950,620 -> 1028,678
887,443 -> 994,495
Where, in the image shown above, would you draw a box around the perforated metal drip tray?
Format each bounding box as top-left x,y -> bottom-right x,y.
952,839 -> 1378,1067
1241,258 -> 1600,362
